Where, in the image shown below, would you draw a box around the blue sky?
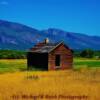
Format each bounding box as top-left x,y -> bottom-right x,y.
0,0 -> 100,36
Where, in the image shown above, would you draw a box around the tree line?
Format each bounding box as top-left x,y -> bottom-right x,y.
0,49 -> 100,59
0,50 -> 26,59
74,49 -> 100,58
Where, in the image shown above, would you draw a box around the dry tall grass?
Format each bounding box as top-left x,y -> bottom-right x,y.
0,70 -> 100,100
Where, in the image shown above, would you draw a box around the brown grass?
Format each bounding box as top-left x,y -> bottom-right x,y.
0,70 -> 100,100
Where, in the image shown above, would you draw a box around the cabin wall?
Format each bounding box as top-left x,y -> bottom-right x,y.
48,44 -> 73,70
27,52 -> 48,70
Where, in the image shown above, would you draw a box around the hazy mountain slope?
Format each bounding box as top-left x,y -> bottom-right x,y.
0,20 -> 44,50
0,20 -> 100,50
41,28 -> 100,50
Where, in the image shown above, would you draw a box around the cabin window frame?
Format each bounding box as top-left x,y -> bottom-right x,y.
55,54 -> 61,68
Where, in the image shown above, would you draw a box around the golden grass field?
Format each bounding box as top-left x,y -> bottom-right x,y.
0,59 -> 100,100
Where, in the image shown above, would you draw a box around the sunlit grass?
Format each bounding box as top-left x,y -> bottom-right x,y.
0,59 -> 27,73
0,70 -> 99,100
0,59 -> 100,99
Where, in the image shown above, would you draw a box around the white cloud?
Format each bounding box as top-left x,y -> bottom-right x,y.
0,1 -> 8,5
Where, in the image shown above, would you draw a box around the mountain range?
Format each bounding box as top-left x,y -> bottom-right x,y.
0,19 -> 100,50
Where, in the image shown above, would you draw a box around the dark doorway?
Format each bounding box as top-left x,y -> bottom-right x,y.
27,52 -> 48,70
55,55 -> 60,66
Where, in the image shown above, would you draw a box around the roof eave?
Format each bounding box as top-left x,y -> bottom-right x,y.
48,41 -> 64,53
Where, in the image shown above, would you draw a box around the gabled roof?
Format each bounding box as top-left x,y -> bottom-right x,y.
29,41 -> 70,53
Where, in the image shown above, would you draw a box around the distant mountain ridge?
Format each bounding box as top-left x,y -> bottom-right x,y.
0,19 -> 100,50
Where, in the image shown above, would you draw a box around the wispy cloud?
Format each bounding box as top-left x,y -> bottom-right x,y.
0,1 -> 8,5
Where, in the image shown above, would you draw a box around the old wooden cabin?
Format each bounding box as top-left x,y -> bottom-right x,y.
27,38 -> 73,70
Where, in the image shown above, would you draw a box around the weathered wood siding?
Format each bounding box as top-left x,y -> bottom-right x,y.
48,44 -> 73,70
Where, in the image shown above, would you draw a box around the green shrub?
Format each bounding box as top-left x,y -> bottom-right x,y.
80,49 -> 94,58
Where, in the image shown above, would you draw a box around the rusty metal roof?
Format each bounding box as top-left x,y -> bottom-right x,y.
29,42 -> 64,53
